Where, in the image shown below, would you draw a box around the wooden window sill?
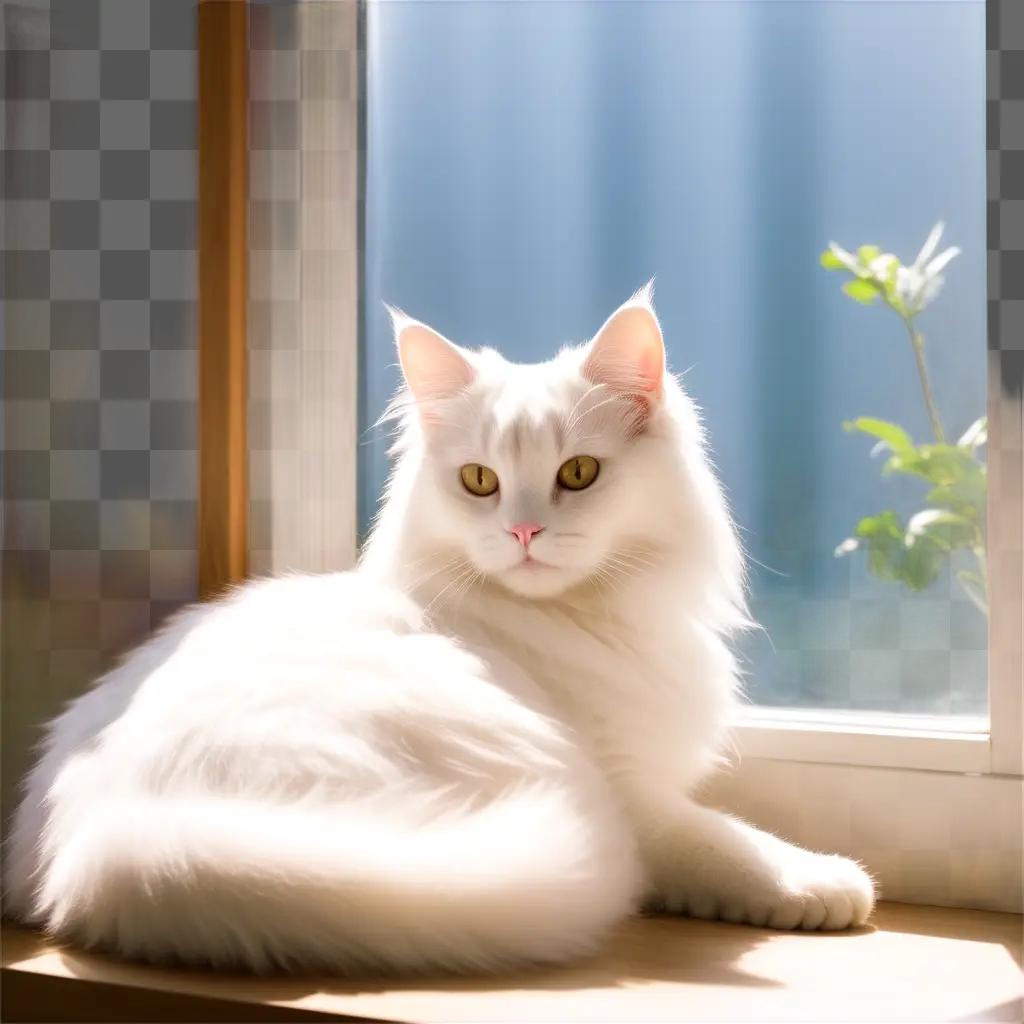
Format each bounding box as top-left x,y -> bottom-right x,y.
3,902 -> 1022,1023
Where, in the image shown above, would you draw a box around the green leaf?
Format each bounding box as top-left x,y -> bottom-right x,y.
857,245 -> 882,265
820,249 -> 845,270
853,511 -> 906,582
865,550 -> 896,581
842,279 -> 880,305
883,443 -> 984,486
906,508 -> 969,535
845,509 -> 947,591
839,410 -> 989,598
905,509 -> 976,551
843,417 -> 915,455
854,510 -> 904,541
900,541 -> 945,590
926,476 -> 986,516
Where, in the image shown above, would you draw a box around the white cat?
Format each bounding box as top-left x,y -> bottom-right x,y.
4,286 -> 874,973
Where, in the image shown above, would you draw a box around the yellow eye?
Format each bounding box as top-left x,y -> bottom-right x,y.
460,463 -> 499,496
557,455 -> 600,491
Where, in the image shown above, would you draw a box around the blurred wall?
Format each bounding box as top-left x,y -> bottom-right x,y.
248,0 -> 361,577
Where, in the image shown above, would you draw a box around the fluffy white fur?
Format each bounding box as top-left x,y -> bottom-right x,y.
4,286 -> 874,973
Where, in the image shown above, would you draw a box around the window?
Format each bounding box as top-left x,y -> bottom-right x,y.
352,0 -> 1020,910
5,0 -> 1015,919
363,0 -> 988,711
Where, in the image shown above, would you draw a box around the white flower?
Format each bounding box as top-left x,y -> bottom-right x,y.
825,243 -> 898,286
894,222 -> 960,316
868,252 -> 898,279
826,222 -> 960,318
827,243 -> 861,275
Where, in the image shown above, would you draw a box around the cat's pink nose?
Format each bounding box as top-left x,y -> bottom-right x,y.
508,522 -> 544,549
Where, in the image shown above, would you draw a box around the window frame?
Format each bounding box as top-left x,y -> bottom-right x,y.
198,0 -> 250,600
733,708 -> 993,774
985,351 -> 1024,777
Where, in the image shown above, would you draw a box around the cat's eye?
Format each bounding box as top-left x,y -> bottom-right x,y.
557,455 -> 600,491
460,463 -> 499,496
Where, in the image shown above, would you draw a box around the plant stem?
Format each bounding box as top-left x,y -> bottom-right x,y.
903,318 -> 945,443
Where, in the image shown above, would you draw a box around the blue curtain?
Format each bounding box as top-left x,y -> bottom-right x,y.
363,0 -> 986,715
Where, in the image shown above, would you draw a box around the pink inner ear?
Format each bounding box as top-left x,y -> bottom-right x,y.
633,338 -> 664,396
397,322 -> 475,411
583,302 -> 665,407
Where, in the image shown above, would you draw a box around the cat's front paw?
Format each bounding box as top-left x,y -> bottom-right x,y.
761,852 -> 875,930
676,852 -> 875,931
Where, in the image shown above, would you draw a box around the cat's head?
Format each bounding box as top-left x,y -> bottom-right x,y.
382,285 -> 739,605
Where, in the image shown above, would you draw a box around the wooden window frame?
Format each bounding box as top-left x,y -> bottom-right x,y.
198,0 -> 250,599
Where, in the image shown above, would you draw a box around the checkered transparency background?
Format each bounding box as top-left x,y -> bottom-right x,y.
2,0 -> 198,821
988,0 -> 1024,688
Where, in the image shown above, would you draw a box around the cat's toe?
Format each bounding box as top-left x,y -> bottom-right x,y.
764,891 -> 817,930
839,858 -> 876,926
780,854 -> 875,931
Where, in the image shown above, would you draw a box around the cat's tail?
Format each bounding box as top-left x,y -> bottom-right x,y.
30,783 -> 641,974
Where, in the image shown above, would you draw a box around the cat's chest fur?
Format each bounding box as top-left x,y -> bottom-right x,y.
427,582 -> 736,802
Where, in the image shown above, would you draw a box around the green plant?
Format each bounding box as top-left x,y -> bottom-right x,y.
821,223 -> 988,613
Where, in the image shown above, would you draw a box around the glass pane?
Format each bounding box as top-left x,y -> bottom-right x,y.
362,0 -> 987,720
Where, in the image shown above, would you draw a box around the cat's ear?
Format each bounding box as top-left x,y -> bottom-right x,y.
583,282 -> 665,417
389,307 -> 475,413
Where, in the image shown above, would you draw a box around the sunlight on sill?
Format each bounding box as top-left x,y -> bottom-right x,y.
3,904 -> 1021,1023
738,706 -> 989,737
